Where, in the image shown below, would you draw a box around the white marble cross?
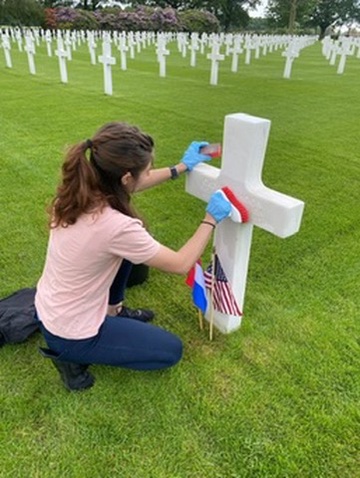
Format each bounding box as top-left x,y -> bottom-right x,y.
128,33 -> 136,59
24,34 -> 36,75
98,35 -> 116,95
244,36 -> 253,65
230,37 -> 243,73
254,35 -> 261,59
189,33 -> 199,67
1,35 -> 12,68
33,28 -> 40,46
322,36 -> 332,60
45,30 -> 53,57
224,34 -> 233,56
282,43 -> 299,79
337,38 -> 352,74
64,31 -> 72,61
329,40 -> 340,66
118,35 -> 128,71
135,32 -> 142,53
15,29 -> 23,52
88,32 -> 97,65
71,31 -> 77,51
55,35 -> 70,83
186,113 -> 305,333
156,37 -> 170,78
207,41 -> 225,85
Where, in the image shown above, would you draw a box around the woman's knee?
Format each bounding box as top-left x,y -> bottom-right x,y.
167,333 -> 183,367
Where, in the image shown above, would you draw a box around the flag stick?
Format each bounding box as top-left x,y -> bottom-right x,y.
197,308 -> 204,330
209,247 -> 216,341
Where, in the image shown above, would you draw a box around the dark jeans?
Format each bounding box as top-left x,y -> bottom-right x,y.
37,260 -> 183,370
108,258 -> 133,305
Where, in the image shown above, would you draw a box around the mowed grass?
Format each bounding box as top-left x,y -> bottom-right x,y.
0,38 -> 359,477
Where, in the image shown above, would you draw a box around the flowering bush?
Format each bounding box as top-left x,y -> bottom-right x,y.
179,10 -> 220,34
94,6 -> 182,32
149,7 -> 182,32
44,8 -> 57,30
52,7 -> 98,30
46,6 -> 219,33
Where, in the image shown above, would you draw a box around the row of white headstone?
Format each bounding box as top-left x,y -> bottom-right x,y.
281,36 -> 317,78
321,35 -> 360,74
2,28 -> 357,91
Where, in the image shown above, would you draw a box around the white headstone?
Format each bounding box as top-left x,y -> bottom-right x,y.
45,30 -> 52,57
244,37 -> 253,65
329,40 -> 339,66
322,36 -> 332,60
2,35 -> 12,68
24,34 -> 36,75
207,42 -> 225,86
98,36 -> 116,95
186,113 -> 304,333
71,31 -> 77,51
88,32 -> 97,65
128,32 -> 135,59
282,43 -> 299,79
55,35 -> 70,83
254,35 -> 260,59
64,31 -> 72,61
118,35 -> 128,71
15,29 -> 23,52
33,28 -> 40,46
225,34 -> 233,56
189,33 -> 199,67
135,32 -> 141,53
230,37 -> 243,73
337,38 -> 352,74
156,37 -> 170,78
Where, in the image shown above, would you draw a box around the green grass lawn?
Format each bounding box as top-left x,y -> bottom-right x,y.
0,38 -> 359,477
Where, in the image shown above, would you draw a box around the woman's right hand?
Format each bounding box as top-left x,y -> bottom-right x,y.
181,141 -> 211,171
206,190 -> 232,223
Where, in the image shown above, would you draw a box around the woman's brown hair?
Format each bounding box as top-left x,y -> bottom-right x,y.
49,122 -> 154,228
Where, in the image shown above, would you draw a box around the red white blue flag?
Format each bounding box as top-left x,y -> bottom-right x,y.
186,261 -> 208,314
204,254 -> 242,316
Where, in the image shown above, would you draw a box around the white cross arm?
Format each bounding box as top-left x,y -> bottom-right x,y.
186,113 -> 304,239
99,55 -> 116,65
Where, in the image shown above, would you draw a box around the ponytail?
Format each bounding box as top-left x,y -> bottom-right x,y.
49,122 -> 154,228
49,142 -> 103,228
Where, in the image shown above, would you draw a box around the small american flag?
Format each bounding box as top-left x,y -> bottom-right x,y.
204,254 -> 242,316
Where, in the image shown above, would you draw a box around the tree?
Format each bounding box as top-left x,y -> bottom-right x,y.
215,0 -> 250,31
0,0 -> 44,25
307,0 -> 360,39
267,0 -> 360,37
267,0 -> 316,32
192,0 -> 261,31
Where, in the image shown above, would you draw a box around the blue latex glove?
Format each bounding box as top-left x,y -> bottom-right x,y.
206,190 -> 232,223
181,141 -> 211,171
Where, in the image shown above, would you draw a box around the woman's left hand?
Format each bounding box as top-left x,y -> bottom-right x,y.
181,141 -> 211,171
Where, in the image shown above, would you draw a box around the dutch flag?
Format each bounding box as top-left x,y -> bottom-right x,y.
186,261 -> 208,314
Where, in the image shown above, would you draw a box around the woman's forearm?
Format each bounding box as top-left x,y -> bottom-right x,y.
145,214 -> 217,275
135,163 -> 187,191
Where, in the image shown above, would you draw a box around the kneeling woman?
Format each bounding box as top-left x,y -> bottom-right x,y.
35,122 -> 233,391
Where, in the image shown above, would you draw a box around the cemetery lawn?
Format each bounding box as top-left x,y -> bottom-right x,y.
0,40 -> 359,478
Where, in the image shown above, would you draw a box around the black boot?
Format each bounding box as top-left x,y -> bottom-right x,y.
39,347 -> 95,391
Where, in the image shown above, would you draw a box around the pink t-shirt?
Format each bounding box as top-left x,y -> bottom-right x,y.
35,207 -> 160,339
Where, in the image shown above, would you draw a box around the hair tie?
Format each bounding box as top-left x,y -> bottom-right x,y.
85,139 -> 93,150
